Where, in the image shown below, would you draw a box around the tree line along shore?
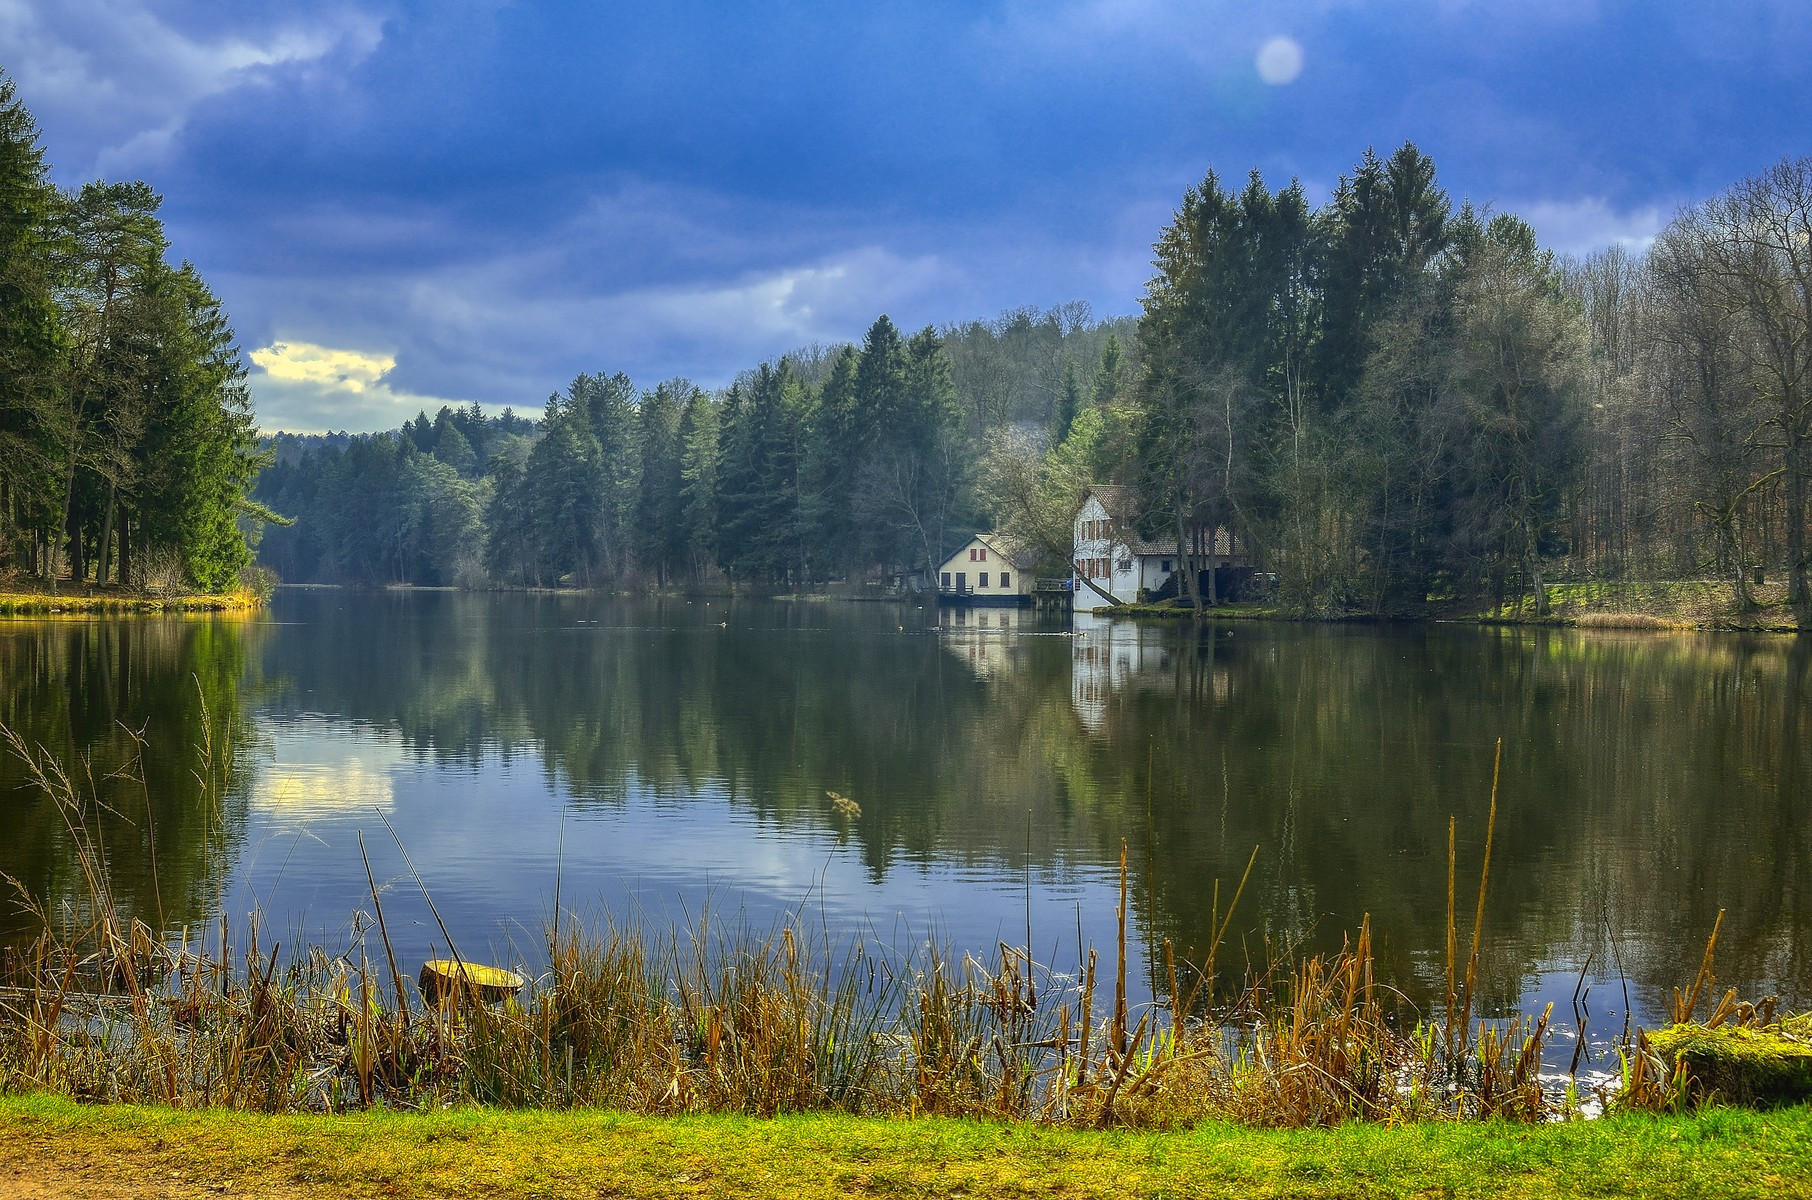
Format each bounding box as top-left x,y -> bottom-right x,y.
2,58 -> 1808,628
253,147 -> 1812,631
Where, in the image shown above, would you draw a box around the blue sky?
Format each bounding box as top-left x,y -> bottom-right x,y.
5,0 -> 1810,433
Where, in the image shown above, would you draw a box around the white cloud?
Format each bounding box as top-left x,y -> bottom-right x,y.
249,339 -> 464,434
396,244 -> 954,392
0,0 -> 383,177
1512,197 -> 1666,257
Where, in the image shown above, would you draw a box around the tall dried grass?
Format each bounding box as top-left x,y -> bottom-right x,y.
0,728 -> 1624,1126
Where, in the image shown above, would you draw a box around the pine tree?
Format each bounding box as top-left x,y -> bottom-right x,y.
676,388 -> 719,582
634,379 -> 690,585
527,389 -> 607,585
1055,357 -> 1082,442
799,345 -> 860,573
132,265 -> 271,591
0,71 -> 61,571
431,407 -> 479,475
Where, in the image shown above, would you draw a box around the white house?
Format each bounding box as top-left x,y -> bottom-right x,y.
936,533 -> 1036,606
1071,486 -> 1175,607
1071,485 -> 1243,608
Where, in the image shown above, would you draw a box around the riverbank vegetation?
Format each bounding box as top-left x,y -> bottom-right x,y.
0,586 -> 262,616
2,723 -> 1800,1128
0,73 -> 275,598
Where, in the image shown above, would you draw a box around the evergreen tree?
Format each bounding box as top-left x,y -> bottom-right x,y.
482,434 -> 539,585
0,72 -> 61,572
717,363 -> 806,582
132,265 -> 271,591
576,372 -> 640,578
676,387 -> 719,582
799,345 -> 860,573
634,379 -> 691,585
527,389 -> 607,585
1055,357 -> 1082,443
431,407 -> 479,475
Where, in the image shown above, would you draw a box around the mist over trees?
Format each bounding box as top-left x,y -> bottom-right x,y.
0,74 -> 271,593
253,142 -> 1812,619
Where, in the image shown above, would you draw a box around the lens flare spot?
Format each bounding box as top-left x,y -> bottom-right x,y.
1255,36 -> 1303,85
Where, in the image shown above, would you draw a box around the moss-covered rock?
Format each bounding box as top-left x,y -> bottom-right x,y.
1648,1016 -> 1812,1107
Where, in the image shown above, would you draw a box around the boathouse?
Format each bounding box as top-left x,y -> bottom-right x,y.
936,533 -> 1036,606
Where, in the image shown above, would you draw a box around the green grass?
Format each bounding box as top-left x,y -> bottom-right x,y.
0,588 -> 261,616
4,1093 -> 1810,1199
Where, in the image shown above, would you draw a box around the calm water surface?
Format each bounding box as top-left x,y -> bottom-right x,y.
3,590 -> 1808,1068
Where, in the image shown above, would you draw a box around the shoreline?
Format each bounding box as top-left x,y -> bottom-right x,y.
1092,602 -> 1803,633
0,588 -> 263,616
264,579 -> 1805,631
1085,579 -> 1806,633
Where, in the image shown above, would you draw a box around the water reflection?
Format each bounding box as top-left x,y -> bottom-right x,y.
1,595 -> 1808,1044
0,617 -> 260,945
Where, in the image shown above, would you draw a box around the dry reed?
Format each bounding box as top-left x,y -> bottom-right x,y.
0,724 -> 1692,1127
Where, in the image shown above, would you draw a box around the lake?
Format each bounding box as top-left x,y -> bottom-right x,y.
2,590 -> 1808,1070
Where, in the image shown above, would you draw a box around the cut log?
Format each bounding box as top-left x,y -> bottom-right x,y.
418,958 -> 524,1004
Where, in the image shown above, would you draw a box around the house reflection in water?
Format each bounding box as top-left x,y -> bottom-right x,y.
1069,614 -> 1179,733
937,605 -> 1027,678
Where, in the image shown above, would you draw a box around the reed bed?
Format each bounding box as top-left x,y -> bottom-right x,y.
0,731 -> 1758,1127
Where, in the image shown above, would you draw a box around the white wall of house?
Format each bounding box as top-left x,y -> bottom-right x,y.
1072,496 -> 1173,607
937,535 -> 1031,598
1072,495 -> 1118,606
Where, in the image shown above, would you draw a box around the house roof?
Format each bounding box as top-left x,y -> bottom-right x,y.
978,532 -> 1039,570
940,532 -> 1039,572
1079,485 -> 1173,557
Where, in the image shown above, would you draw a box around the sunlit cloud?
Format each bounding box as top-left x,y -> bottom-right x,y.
251,340 -> 395,393
1255,36 -> 1304,84
248,339 -> 467,435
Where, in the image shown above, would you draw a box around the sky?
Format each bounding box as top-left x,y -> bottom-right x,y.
4,0 -> 1811,434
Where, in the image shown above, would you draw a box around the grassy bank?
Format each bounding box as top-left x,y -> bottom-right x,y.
1087,579 -> 1803,631
4,1094 -> 1810,1200
1468,579 -> 1801,631
0,587 -> 261,616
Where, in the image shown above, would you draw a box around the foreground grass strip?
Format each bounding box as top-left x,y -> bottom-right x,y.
3,1097 -> 1811,1200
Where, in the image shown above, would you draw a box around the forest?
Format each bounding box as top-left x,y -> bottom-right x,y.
0,75 -> 271,594
254,308 -> 1128,590
254,144 -> 1812,623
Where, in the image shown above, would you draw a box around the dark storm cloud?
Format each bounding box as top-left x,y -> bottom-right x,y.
5,0 -> 1810,431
